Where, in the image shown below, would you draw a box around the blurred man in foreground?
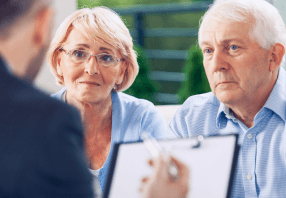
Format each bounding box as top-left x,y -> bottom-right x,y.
169,0 -> 286,197
0,0 -> 189,197
0,0 -> 94,197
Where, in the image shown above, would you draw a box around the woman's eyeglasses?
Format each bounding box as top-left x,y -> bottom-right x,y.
59,48 -> 123,68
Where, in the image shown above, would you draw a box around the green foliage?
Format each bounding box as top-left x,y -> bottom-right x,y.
177,45 -> 211,104
124,45 -> 158,103
77,0 -> 209,9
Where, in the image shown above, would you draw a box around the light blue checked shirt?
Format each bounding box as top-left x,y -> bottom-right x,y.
169,67 -> 286,198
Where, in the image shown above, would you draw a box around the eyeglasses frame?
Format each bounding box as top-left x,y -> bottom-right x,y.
59,47 -> 123,67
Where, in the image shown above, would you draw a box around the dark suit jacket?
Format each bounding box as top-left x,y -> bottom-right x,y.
0,57 -> 94,198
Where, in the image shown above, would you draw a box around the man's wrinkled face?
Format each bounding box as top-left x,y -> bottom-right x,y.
200,18 -> 272,106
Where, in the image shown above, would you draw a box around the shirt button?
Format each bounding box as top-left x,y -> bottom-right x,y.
247,174 -> 252,180
247,134 -> 252,139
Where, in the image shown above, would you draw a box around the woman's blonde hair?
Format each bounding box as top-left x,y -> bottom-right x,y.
47,6 -> 139,92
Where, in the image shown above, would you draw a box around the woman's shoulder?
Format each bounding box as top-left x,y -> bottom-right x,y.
111,92 -> 171,140
113,91 -> 155,110
50,87 -> 66,100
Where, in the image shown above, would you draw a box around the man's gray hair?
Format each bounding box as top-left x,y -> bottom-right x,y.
0,0 -> 52,38
198,0 -> 286,67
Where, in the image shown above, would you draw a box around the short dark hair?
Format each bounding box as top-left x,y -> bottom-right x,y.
0,0 -> 51,38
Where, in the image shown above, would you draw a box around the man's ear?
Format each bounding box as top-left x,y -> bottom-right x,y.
269,43 -> 285,72
32,7 -> 54,48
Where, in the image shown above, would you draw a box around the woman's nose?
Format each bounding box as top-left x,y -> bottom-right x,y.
84,57 -> 99,75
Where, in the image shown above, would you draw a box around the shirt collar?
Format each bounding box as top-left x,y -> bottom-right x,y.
216,67 -> 286,128
216,102 -> 229,129
263,67 -> 286,122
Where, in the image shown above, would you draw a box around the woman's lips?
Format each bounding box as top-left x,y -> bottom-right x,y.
79,81 -> 100,86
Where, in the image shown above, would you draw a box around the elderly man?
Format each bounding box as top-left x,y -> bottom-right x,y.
169,0 -> 286,197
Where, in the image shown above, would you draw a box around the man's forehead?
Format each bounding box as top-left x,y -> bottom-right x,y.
202,31 -> 246,42
200,18 -> 251,45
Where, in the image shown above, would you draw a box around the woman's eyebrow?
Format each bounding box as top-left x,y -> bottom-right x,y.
72,45 -> 114,53
99,47 -> 113,52
74,44 -> 90,48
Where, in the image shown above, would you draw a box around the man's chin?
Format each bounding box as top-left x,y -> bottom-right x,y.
215,92 -> 238,105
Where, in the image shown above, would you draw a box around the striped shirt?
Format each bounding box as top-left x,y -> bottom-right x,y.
169,67 -> 286,198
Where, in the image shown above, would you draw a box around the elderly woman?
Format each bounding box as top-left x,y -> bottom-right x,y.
47,6 -> 176,195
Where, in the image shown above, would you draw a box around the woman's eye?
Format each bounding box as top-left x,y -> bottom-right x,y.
72,50 -> 86,58
101,55 -> 114,62
230,45 -> 238,50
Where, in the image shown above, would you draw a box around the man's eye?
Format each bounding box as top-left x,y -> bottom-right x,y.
204,49 -> 212,54
230,45 -> 238,50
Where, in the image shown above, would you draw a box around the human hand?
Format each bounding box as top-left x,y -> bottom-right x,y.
139,154 -> 190,198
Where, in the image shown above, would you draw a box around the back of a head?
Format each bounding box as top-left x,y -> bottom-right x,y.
0,0 -> 52,38
198,0 -> 286,66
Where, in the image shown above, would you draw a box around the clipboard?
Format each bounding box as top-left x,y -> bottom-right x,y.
104,134 -> 239,198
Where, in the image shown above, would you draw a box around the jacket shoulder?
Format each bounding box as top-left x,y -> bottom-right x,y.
0,80 -> 81,132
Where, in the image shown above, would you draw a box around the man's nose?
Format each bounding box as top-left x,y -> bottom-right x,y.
212,50 -> 229,72
84,57 -> 99,75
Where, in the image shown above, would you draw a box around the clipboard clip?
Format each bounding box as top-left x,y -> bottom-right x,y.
192,135 -> 204,149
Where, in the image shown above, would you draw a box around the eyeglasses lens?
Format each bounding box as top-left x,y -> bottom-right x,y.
69,50 -> 117,67
71,50 -> 89,63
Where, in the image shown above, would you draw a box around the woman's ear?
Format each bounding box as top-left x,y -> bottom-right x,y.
116,61 -> 128,85
269,43 -> 285,72
56,56 -> 63,76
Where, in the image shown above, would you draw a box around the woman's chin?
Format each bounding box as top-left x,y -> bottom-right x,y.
77,94 -> 110,105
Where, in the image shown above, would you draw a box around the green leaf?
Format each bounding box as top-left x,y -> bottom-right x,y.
177,44 -> 211,103
123,45 -> 158,103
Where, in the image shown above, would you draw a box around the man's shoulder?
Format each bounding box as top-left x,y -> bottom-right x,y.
174,92 -> 220,123
180,92 -> 220,112
0,79 -> 81,132
50,87 -> 66,100
168,92 -> 221,138
0,78 -> 94,198
16,84 -> 74,114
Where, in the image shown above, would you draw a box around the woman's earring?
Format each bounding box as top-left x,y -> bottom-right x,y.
113,83 -> 117,90
114,81 -> 120,90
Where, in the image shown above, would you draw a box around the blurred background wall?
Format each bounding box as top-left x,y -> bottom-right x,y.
35,0 -> 286,104
273,0 -> 286,23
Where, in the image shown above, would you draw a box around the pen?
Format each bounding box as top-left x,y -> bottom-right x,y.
141,132 -> 179,181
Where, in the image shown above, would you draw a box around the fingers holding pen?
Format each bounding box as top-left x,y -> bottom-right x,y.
140,154 -> 190,198
170,156 -> 190,181
169,156 -> 190,195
